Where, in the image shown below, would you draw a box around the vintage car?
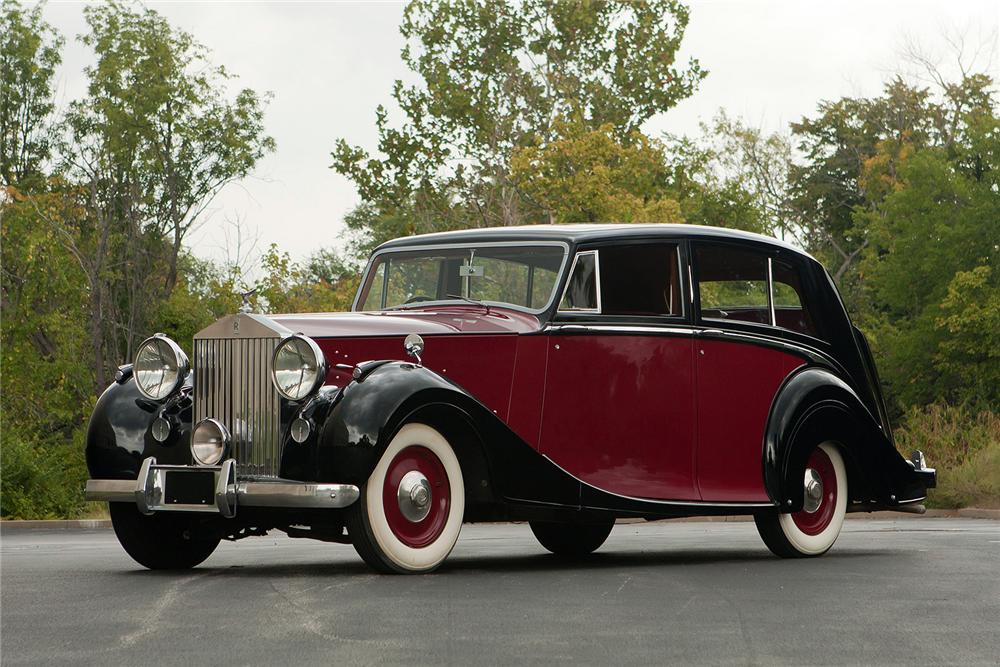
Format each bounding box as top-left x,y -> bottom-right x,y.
85,224 -> 936,573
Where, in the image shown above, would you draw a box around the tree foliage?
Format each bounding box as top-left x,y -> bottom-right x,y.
2,1 -> 998,516
333,0 -> 705,248
510,118 -> 683,224
50,1 -> 275,391
1,1 -> 274,518
0,0 -> 62,186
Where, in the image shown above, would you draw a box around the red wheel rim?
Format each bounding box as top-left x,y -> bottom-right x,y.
382,445 -> 451,548
791,448 -> 838,536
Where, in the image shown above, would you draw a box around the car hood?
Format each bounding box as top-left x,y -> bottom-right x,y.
270,306 -> 543,339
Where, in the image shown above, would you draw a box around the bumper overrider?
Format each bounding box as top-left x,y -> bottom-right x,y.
85,458 -> 360,518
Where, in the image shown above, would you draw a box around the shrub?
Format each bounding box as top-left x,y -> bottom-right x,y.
894,404 -> 1000,509
0,428 -> 88,519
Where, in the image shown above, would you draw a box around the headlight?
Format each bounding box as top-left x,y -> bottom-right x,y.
133,334 -> 189,401
271,334 -> 326,401
191,418 -> 228,466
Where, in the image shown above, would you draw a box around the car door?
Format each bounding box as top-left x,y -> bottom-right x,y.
691,243 -> 808,502
539,242 -> 700,501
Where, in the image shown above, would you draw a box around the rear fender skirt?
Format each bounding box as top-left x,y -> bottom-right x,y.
763,367 -> 924,509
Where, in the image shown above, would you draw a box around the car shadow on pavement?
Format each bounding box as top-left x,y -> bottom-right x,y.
442,547 -> 891,573
119,546 -> 894,579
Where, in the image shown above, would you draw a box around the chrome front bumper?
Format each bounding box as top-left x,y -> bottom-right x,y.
85,457 -> 360,518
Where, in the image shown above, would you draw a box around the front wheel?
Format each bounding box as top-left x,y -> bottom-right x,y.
530,518 -> 615,557
109,503 -> 220,570
755,442 -> 848,558
346,423 -> 465,573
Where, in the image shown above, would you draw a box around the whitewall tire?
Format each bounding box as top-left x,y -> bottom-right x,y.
347,423 -> 464,573
755,442 -> 848,558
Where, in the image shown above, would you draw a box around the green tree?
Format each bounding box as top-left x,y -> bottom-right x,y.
857,106 -> 1000,409
0,0 -> 62,186
254,245 -> 360,314
333,0 -> 705,255
52,1 -> 274,392
661,112 -> 788,236
510,118 -> 683,224
789,75 -> 995,293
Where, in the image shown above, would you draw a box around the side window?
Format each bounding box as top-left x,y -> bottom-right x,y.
559,251 -> 599,311
772,259 -> 819,337
599,244 -> 682,316
695,245 -> 770,325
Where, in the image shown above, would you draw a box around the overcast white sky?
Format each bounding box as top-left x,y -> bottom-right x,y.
39,0 -> 1000,266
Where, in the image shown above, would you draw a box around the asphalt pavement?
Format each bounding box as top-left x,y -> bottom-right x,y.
2,518 -> 998,666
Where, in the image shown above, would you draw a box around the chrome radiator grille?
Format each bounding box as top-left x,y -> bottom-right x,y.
193,337 -> 282,479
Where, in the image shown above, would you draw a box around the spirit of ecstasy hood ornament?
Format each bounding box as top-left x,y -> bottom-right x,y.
238,287 -> 258,314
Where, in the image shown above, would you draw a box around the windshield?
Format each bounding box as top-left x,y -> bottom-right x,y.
355,244 -> 567,312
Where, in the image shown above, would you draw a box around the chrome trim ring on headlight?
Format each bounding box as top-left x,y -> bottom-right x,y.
133,334 -> 190,401
191,418 -> 229,466
271,334 -> 327,401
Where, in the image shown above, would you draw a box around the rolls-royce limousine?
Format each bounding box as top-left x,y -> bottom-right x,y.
85,224 -> 935,573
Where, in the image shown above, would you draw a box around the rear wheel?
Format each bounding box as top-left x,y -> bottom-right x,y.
109,503 -> 220,570
530,518 -> 615,557
755,442 -> 847,558
346,423 -> 465,573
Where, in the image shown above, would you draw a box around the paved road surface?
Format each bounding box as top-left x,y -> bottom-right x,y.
2,519 -> 999,666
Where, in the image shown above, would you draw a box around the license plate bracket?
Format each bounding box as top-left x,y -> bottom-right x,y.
164,470 -> 215,506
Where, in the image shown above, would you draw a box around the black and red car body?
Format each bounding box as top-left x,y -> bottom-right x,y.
85,224 -> 936,572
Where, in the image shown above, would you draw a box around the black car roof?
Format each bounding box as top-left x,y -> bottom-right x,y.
374,223 -> 815,262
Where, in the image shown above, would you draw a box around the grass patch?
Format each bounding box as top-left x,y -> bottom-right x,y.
894,404 -> 1000,509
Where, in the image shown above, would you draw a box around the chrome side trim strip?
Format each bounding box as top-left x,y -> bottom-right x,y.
544,324 -> 698,336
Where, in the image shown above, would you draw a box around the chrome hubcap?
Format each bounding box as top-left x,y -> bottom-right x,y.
803,468 -> 824,514
397,470 -> 432,522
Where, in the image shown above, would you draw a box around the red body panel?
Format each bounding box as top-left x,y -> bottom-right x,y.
314,334 -> 518,421
506,336 -> 550,449
694,339 -> 804,501
278,307 -> 535,422
538,335 -> 700,501
290,306 -> 806,505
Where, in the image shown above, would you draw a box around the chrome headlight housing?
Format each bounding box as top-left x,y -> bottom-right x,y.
271,334 -> 327,401
133,334 -> 189,401
191,418 -> 229,466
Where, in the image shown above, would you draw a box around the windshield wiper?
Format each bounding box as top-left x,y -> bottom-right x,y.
445,294 -> 491,313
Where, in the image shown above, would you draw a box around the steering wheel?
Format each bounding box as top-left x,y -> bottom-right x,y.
404,295 -> 434,304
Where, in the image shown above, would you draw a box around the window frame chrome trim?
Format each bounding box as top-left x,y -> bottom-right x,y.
556,249 -> 602,315
352,240 -> 570,315
767,257 -> 777,326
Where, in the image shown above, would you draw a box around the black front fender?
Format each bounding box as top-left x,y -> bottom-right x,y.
313,362 -> 581,510
85,378 -> 193,480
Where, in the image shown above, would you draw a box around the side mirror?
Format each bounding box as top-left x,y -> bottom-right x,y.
404,333 -> 424,364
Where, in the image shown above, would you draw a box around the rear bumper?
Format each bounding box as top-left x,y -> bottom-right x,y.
908,450 -> 937,489
85,457 -> 360,518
